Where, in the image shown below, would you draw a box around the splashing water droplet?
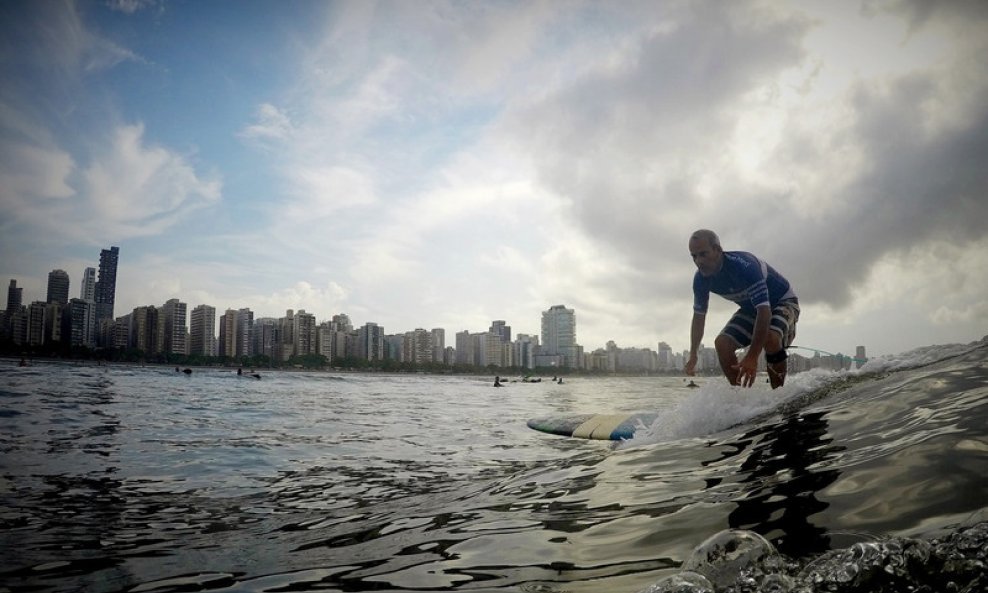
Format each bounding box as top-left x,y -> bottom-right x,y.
681,529 -> 779,589
636,570 -> 714,593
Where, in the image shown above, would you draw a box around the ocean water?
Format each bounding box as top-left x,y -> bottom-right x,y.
1,340 -> 986,593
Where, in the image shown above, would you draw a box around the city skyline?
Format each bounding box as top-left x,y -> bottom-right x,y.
4,248 -> 874,366
2,2 -> 986,358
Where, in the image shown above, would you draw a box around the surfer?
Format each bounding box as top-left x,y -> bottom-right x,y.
684,229 -> 799,389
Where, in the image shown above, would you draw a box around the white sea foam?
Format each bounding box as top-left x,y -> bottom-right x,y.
622,368 -> 843,447
622,340 -> 985,448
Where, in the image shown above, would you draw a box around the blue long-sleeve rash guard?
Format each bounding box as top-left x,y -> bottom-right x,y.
693,251 -> 796,315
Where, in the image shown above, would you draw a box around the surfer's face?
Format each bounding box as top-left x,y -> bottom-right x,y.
689,237 -> 723,277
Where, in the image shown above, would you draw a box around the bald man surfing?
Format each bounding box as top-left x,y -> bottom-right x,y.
685,229 -> 800,389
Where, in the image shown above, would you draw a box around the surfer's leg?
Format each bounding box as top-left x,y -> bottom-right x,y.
766,300 -> 799,389
715,333 -> 741,386
765,332 -> 787,389
718,310 -> 752,386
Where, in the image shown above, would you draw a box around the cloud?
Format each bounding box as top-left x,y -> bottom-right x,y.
73,124 -> 219,240
0,136 -> 75,203
284,164 -> 377,220
249,281 -> 349,321
6,0 -> 985,358
85,124 -> 221,224
239,103 -> 295,145
506,0 -> 988,321
1,119 -> 221,248
1,2 -> 216,248
105,0 -> 160,16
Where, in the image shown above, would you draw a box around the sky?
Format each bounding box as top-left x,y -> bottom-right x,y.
1,0 -> 986,358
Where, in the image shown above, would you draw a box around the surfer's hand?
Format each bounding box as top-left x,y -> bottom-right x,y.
685,354 -> 697,376
733,356 -> 758,388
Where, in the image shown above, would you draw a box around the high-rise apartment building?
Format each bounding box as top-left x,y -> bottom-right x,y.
430,328 -> 445,364
44,303 -> 62,344
332,313 -> 353,333
317,320 -> 348,362
67,298 -> 96,348
540,304 -> 579,368
27,301 -> 47,346
490,320 -> 511,343
253,318 -> 279,360
80,267 -> 96,301
94,246 -> 119,324
657,341 -> 674,370
218,308 -> 253,358
189,304 -> 216,357
110,315 -> 131,349
161,299 -> 188,355
455,331 -> 473,365
404,328 -> 432,364
130,305 -> 158,354
6,279 -> 22,314
46,269 -> 70,305
218,309 -> 236,358
855,345 -> 867,369
514,334 -> 539,370
236,308 -> 253,358
475,332 -> 505,367
357,322 -> 384,361
293,310 -> 316,357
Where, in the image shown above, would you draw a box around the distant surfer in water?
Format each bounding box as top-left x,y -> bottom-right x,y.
684,229 -> 799,389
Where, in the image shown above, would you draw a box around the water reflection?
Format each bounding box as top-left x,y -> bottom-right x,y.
708,412 -> 844,558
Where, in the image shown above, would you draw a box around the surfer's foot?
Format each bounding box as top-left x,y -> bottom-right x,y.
768,362 -> 786,389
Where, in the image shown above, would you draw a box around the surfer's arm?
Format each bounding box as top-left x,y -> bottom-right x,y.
735,304 -> 771,387
686,311 -> 705,376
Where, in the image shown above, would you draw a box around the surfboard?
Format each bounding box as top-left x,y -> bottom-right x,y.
527,412 -> 659,441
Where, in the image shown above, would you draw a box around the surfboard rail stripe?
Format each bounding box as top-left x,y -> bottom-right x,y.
572,414 -> 634,439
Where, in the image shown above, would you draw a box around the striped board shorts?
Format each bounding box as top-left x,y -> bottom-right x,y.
720,299 -> 800,350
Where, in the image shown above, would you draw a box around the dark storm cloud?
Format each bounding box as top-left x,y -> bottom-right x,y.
774,71 -> 988,307
512,1 -> 988,311
513,2 -> 811,289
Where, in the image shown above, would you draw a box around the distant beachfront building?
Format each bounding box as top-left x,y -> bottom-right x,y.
479,332 -> 504,367
316,319 -> 348,363
110,315 -> 130,349
384,334 -> 403,361
80,267 -> 96,301
161,299 -> 188,355
236,308 -> 253,358
490,320 -> 511,343
431,328 -> 445,364
293,310 -> 316,357
94,246 -> 119,325
46,269 -> 70,306
358,322 -> 385,361
332,313 -> 353,333
455,330 -> 473,365
67,298 -> 96,348
217,308 -> 253,359
6,279 -> 22,314
253,317 -> 278,360
130,305 -> 159,354
538,304 -> 580,368
190,304 -> 217,357
27,301 -> 47,346
514,334 -> 539,370
657,341 -> 674,370
856,346 -> 868,369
